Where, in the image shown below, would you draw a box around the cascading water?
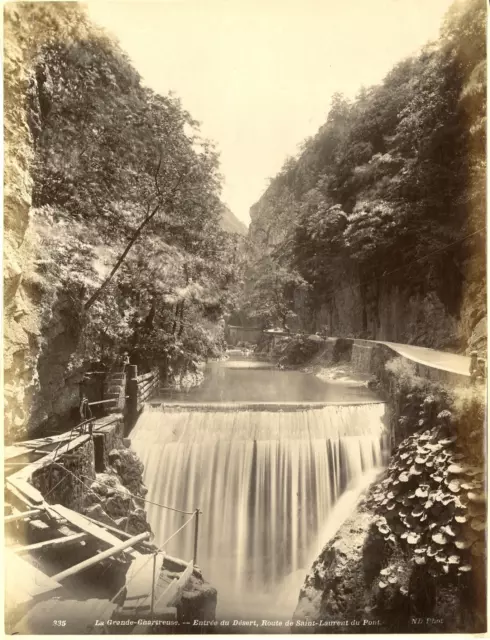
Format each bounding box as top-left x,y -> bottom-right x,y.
130,401 -> 388,618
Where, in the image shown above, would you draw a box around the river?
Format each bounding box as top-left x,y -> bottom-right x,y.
152,354 -> 377,404
130,354 -> 387,624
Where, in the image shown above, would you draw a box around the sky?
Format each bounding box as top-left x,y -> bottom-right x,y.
87,0 -> 455,225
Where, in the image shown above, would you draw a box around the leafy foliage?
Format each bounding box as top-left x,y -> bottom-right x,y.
245,0 -> 486,345
27,3 -> 241,375
242,253 -> 307,329
370,409 -> 485,583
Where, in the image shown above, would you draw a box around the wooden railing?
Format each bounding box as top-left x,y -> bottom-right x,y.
135,368 -> 160,408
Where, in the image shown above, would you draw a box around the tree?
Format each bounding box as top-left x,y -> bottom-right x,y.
243,255 -> 307,330
244,0 -> 486,348
27,5 -> 240,376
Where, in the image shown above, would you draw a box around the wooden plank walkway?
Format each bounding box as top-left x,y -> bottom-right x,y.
5,414 -> 123,462
49,504 -> 140,559
120,552 -> 165,615
4,413 -> 194,632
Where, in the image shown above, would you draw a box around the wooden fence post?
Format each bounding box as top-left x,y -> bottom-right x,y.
126,365 -> 138,432
150,552 -> 157,619
193,509 -> 200,566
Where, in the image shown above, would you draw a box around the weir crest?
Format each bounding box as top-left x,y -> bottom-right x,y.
130,401 -> 388,615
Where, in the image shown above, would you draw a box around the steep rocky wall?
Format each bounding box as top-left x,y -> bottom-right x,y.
4,4 -> 91,442
311,278 -> 461,352
249,198 -> 485,354
273,259 -> 464,351
4,4 -> 40,441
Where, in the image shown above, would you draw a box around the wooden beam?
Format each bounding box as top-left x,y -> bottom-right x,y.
168,560 -> 194,606
6,481 -> 36,510
161,553 -> 191,571
49,504 -> 138,553
80,513 -> 155,551
52,531 -> 150,582
88,399 -> 118,406
5,509 -> 42,523
136,371 -> 157,383
14,532 -> 88,555
7,477 -> 44,505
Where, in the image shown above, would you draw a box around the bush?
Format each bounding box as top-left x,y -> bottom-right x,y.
385,358 -> 427,392
277,335 -> 324,366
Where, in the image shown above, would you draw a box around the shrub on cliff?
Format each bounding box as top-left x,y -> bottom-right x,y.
244,0 -> 486,349
295,385 -> 486,633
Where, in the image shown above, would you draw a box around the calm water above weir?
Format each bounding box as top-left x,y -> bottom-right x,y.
153,354 -> 377,404
131,356 -> 386,626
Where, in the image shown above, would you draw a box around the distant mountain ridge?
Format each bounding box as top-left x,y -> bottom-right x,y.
220,204 -> 247,235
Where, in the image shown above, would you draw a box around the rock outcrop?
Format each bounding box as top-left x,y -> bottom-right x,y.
180,574 -> 218,623
4,4 -> 40,442
3,3 -> 95,442
293,379 -> 486,634
83,446 -> 151,536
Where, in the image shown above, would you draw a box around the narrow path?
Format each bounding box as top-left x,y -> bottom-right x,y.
359,339 -> 471,377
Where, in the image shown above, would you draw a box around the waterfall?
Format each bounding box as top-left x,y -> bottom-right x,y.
130,402 -> 387,616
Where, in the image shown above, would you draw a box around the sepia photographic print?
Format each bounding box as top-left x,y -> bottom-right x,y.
3,0 -> 487,635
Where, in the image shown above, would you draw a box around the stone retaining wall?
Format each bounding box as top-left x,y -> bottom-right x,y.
316,337 -> 470,387
31,415 -> 125,511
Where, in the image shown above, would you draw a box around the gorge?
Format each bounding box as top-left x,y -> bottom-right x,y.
3,0 -> 487,635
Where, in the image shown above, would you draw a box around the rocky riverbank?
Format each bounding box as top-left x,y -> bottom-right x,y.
292,352 -> 486,634
83,446 -> 152,536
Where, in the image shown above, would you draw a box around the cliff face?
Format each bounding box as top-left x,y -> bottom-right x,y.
251,253 -> 461,350
4,4 -> 48,441
245,0 -> 486,354
4,4 -> 95,441
4,3 -> 240,442
293,488 -> 484,634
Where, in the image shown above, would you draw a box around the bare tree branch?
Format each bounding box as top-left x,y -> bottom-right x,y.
84,168 -> 189,311
84,199 -> 164,310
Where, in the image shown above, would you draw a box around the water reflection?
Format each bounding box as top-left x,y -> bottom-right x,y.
157,355 -> 377,404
